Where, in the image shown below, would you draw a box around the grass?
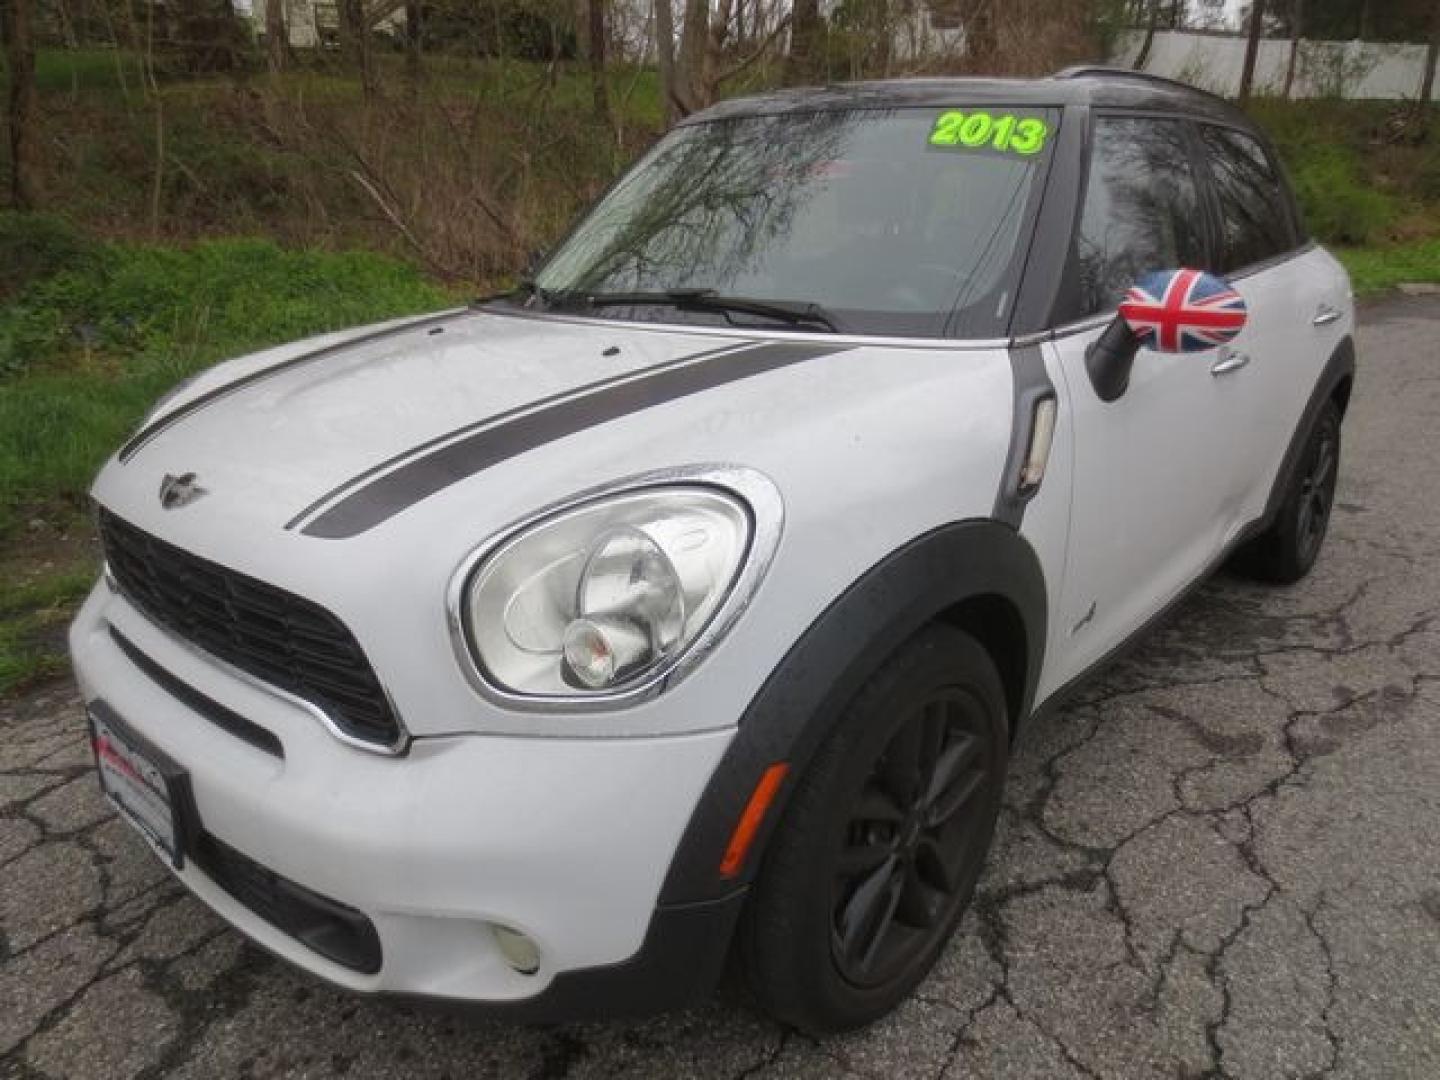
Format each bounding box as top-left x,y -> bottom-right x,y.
1335,238 -> 1440,294
0,566 -> 96,695
0,216 -> 456,694
0,221 -> 455,535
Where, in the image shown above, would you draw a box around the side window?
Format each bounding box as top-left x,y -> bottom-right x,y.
1197,125 -> 1294,272
1075,117 -> 1208,317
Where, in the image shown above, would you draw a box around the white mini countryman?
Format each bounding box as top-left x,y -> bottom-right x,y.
72,68 -> 1355,1032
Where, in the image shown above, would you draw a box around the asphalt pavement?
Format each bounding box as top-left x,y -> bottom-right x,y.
3,295 -> 1439,1079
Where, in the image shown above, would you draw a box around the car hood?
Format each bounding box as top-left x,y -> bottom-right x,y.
99,307 -> 773,536
89,306 -> 1019,739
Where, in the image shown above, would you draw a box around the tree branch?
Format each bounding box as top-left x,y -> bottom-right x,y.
719,13 -> 792,85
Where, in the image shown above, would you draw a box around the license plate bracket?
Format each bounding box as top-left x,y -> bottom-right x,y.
87,701 -> 198,870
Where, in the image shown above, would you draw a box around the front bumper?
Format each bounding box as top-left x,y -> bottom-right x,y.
70,580 -> 739,1015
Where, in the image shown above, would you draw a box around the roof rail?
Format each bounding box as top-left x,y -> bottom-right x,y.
1053,64 -> 1235,106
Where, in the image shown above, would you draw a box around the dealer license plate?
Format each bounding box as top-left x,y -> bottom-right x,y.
89,705 -> 186,868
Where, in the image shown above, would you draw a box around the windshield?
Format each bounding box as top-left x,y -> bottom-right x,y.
528,106 -> 1059,338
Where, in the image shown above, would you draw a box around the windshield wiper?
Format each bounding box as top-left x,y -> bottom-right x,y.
583,288 -> 843,333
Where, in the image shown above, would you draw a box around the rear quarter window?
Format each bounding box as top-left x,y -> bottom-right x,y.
1197,124 -> 1296,273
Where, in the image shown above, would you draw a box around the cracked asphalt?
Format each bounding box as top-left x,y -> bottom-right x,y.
4,295 -> 1440,1079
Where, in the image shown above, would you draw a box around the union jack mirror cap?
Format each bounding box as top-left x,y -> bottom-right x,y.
1118,269 -> 1248,355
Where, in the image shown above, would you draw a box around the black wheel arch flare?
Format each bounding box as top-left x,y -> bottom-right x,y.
658,518 -> 1047,908
1258,333 -> 1356,533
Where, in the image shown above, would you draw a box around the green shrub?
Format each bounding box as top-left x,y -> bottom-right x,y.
1289,146 -> 1397,246
0,212 -> 99,301
1416,142 -> 1440,203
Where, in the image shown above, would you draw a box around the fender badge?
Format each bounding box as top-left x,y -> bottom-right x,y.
158,472 -> 207,509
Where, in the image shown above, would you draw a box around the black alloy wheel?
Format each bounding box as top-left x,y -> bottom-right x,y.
831,688 -> 993,988
737,624 -> 1008,1033
1236,400 -> 1343,585
1295,417 -> 1339,569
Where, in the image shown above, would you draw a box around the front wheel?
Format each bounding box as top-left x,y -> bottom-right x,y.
735,624 -> 1008,1033
1236,400 -> 1342,585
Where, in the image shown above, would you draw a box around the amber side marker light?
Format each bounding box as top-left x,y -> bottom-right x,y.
719,762 -> 790,879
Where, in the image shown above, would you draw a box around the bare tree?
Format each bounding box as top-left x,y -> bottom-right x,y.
405,0 -> 423,85
697,0 -> 734,104
655,0 -> 677,124
666,0 -> 789,112
1133,0 -> 1162,71
1420,0 -> 1439,116
3,0 -> 37,208
588,0 -> 613,128
786,0 -> 821,84
1238,0 -> 1266,104
1282,0 -> 1303,98
962,0 -> 997,71
677,0 -> 708,111
265,0 -> 287,73
340,0 -> 376,99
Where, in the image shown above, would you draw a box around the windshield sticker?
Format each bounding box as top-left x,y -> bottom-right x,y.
929,111 -> 1050,156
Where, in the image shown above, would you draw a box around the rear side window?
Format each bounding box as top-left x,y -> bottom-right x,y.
1074,117 -> 1207,317
1197,125 -> 1295,272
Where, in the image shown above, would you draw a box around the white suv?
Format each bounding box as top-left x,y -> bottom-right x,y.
71,68 -> 1354,1032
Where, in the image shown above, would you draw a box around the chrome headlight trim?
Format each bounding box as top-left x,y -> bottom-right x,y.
445,465 -> 784,713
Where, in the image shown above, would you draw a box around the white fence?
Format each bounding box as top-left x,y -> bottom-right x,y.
1112,29 -> 1438,101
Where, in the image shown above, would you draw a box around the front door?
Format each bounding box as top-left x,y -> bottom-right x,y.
1043,114 -> 1252,690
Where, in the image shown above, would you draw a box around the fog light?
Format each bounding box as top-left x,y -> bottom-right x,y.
493,925 -> 541,975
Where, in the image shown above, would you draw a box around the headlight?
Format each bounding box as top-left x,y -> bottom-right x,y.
452,470 -> 782,707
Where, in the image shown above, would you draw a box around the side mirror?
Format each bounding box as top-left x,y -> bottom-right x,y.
1085,269 -> 1248,403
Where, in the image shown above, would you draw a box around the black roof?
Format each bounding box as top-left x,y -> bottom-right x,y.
683,66 -> 1249,129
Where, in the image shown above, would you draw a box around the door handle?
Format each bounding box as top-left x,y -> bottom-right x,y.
1312,304 -> 1342,327
1210,349 -> 1251,376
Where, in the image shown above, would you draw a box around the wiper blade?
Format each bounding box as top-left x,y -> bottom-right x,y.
584,289 -> 843,333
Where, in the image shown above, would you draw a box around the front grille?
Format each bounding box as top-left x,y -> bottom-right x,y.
194,831 -> 382,974
99,509 -> 401,747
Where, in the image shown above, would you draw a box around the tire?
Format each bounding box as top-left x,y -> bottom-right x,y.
1236,400 -> 1342,585
735,623 -> 1009,1034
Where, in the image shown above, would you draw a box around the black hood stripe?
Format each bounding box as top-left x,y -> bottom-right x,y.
300,340 -> 848,539
283,338 -> 757,532
119,310 -> 462,463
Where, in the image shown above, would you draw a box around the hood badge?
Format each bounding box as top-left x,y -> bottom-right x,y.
158,472 -> 207,510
